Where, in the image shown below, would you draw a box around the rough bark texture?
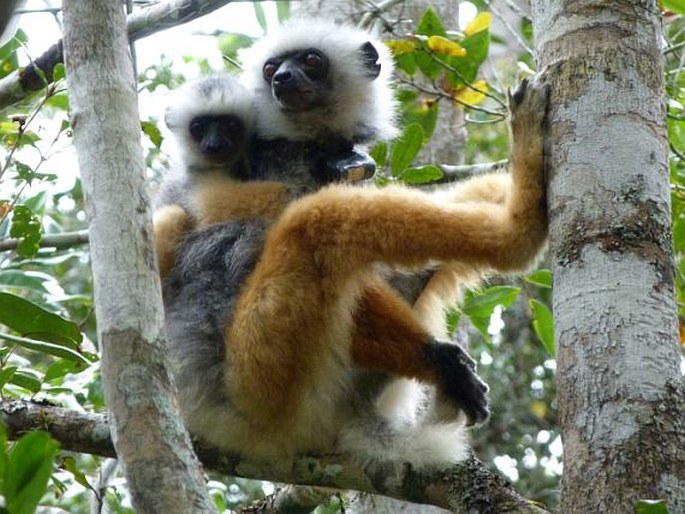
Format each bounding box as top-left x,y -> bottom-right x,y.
530,1 -> 685,512
1,400 -> 549,514
61,2 -> 215,513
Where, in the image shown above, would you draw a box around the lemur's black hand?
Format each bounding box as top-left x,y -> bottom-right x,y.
424,341 -> 490,425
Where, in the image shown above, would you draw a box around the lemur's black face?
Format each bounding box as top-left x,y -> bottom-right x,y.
189,114 -> 246,164
262,42 -> 381,112
262,48 -> 330,111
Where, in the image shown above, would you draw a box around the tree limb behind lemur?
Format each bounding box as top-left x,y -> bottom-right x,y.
0,0 -> 261,111
1,399 -> 549,514
438,160 -> 509,182
0,229 -> 89,252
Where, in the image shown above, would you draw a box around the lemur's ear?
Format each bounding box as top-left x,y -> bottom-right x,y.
359,42 -> 381,79
164,106 -> 176,130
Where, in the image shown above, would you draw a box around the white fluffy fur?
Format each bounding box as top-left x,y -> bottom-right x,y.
164,75 -> 256,169
240,18 -> 398,143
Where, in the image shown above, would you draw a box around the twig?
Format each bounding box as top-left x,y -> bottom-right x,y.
481,0 -> 534,56
438,159 -> 508,182
0,229 -> 89,252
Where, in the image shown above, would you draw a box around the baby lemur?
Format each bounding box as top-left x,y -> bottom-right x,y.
154,18 -> 548,465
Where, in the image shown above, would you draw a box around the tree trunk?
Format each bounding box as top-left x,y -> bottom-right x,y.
530,1 -> 685,512
61,2 -> 215,513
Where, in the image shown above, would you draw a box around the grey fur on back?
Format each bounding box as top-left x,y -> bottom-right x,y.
163,220 -> 268,415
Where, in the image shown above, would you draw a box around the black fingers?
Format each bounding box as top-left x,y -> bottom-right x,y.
509,77 -> 528,107
423,340 -> 490,426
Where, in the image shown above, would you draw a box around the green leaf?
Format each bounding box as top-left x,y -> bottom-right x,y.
253,2 -> 267,32
276,1 -> 290,22
0,332 -> 90,366
5,431 -> 60,514
44,360 -> 81,382
399,164 -> 443,185
401,95 -> 439,140
369,141 -> 387,169
463,286 -> 521,317
416,7 -> 447,38
390,123 -> 424,176
415,7 -> 447,79
525,269 -> 552,288
52,62 -> 66,82
8,369 -> 42,394
445,28 -> 490,87
0,270 -> 51,293
22,191 -> 48,214
662,0 -> 685,15
635,499 -> 670,514
0,292 -> 82,347
62,456 -> 92,490
219,33 -> 255,65
8,205 -> 42,258
45,92 -> 68,111
141,121 -> 163,149
0,366 -> 18,389
394,51 -> 417,76
462,286 -> 521,340
530,299 -> 555,357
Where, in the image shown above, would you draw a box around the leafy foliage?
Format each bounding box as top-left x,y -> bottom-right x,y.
2,430 -> 61,514
2,2 -> 681,512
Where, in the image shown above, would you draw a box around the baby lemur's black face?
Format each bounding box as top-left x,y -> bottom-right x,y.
262,43 -> 382,112
189,114 -> 246,164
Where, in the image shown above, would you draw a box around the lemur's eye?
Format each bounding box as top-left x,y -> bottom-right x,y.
304,52 -> 323,68
189,120 -> 204,140
263,62 -> 278,82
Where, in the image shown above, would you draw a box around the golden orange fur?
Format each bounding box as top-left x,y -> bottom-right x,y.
153,78 -> 549,438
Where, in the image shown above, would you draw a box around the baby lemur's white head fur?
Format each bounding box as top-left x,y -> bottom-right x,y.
241,18 -> 398,145
164,75 -> 256,174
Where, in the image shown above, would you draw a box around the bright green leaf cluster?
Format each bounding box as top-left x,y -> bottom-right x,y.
0,426 -> 61,514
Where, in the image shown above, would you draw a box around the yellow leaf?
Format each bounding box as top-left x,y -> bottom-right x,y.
426,36 -> 467,57
529,401 -> 548,420
454,80 -> 489,106
420,98 -> 437,111
386,40 -> 416,56
464,12 -> 492,37
0,201 -> 10,220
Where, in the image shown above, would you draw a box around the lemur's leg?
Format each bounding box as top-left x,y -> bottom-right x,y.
351,278 -> 488,425
226,78 -> 548,428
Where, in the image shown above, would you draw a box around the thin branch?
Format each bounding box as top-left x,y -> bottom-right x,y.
396,75 -> 506,120
0,229 -> 89,252
438,159 -> 509,182
0,0 -> 260,111
358,0 -> 406,30
481,0 -> 534,56
1,399 -> 550,514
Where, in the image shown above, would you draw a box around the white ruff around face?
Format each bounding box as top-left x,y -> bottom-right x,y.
164,75 -> 256,170
240,18 -> 398,143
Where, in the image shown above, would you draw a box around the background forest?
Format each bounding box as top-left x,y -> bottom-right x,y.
0,0 -> 683,512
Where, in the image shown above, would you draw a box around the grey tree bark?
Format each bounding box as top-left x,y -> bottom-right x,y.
530,1 -> 685,512
61,2 -> 215,512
